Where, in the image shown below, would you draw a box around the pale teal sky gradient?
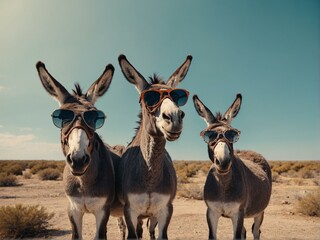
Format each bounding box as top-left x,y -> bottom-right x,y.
0,0 -> 319,160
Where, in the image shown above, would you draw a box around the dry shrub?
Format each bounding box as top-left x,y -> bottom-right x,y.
0,204 -> 54,239
174,160 -> 209,184
37,168 -> 61,181
298,168 -> 316,179
177,184 -> 203,200
23,171 -> 32,179
271,171 -> 280,182
297,189 -> 320,217
292,162 -> 304,171
3,164 -> 25,176
0,173 -> 18,187
270,161 -> 320,179
30,161 -> 64,175
272,162 -> 292,174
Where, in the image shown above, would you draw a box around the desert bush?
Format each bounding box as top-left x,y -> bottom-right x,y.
272,162 -> 293,175
291,162 -> 304,172
270,161 -> 320,178
298,168 -> 316,179
271,171 -> 280,182
177,184 -> 203,200
0,173 -> 18,187
174,160 -> 208,184
3,164 -> 25,176
0,204 -> 54,239
30,161 -> 64,175
37,168 -> 61,180
297,189 -> 320,217
23,171 -> 32,179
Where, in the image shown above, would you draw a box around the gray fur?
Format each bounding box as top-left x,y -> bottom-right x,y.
37,62 -> 115,240
193,94 -> 272,240
114,55 -> 192,239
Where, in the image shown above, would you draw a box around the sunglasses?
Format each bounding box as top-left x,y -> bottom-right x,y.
140,88 -> 189,113
200,129 -> 241,144
51,109 -> 106,129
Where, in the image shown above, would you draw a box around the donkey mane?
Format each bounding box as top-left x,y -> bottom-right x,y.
148,74 -> 165,84
73,83 -> 84,97
214,112 -> 223,121
127,112 -> 143,146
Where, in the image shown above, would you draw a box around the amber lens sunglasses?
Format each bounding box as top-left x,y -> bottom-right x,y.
140,88 -> 190,113
200,128 -> 241,143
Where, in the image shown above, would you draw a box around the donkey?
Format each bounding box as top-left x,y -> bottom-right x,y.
193,94 -> 272,240
115,54 -> 192,239
36,62 -> 116,240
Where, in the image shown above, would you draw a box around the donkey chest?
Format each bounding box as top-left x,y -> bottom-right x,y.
67,195 -> 107,213
128,193 -> 170,216
206,201 -> 241,218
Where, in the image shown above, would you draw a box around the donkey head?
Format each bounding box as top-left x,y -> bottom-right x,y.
118,55 -> 192,141
193,94 -> 242,174
36,62 -> 114,176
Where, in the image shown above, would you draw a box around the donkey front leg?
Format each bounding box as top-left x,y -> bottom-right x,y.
231,209 -> 245,240
156,203 -> 173,240
94,206 -> 110,240
68,206 -> 84,240
206,207 -> 220,240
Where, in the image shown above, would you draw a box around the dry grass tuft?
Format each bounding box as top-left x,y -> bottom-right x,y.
37,168 -> 61,181
177,184 -> 204,200
296,189 -> 320,217
0,173 -> 18,187
0,204 -> 54,239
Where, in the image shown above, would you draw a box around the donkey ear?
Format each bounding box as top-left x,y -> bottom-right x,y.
118,54 -> 149,93
86,64 -> 114,103
166,55 -> 192,88
193,95 -> 216,126
223,93 -> 242,124
36,61 -> 72,105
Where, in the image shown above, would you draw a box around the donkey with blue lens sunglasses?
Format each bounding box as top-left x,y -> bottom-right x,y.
51,109 -> 106,129
36,61 -> 120,240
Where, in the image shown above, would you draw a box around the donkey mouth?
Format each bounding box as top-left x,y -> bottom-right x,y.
71,168 -> 88,176
69,165 -> 89,176
164,129 -> 182,141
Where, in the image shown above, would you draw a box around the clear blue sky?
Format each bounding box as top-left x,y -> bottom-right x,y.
0,0 -> 319,161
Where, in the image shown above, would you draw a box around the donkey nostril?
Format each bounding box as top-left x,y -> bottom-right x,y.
180,111 -> 185,119
162,113 -> 171,122
66,154 -> 73,166
215,159 -> 221,166
83,155 -> 90,165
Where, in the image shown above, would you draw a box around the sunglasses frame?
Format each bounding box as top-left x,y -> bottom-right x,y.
140,88 -> 190,113
200,128 -> 241,144
51,109 -> 106,130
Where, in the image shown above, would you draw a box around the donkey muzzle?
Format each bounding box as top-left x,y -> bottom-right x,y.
66,153 -> 90,176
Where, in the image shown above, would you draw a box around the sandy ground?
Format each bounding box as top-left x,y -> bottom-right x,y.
0,176 -> 319,240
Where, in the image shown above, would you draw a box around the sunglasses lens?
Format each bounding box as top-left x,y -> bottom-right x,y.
83,110 -> 106,129
225,129 -> 240,143
170,89 -> 189,106
143,91 -> 161,107
51,109 -> 75,128
203,131 -> 219,143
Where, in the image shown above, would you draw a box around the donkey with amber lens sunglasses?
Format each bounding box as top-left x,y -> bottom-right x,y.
140,88 -> 189,113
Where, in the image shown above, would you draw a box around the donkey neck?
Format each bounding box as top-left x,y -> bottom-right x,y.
131,112 -> 166,170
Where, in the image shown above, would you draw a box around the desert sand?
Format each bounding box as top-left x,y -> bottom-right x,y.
0,175 -> 319,240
